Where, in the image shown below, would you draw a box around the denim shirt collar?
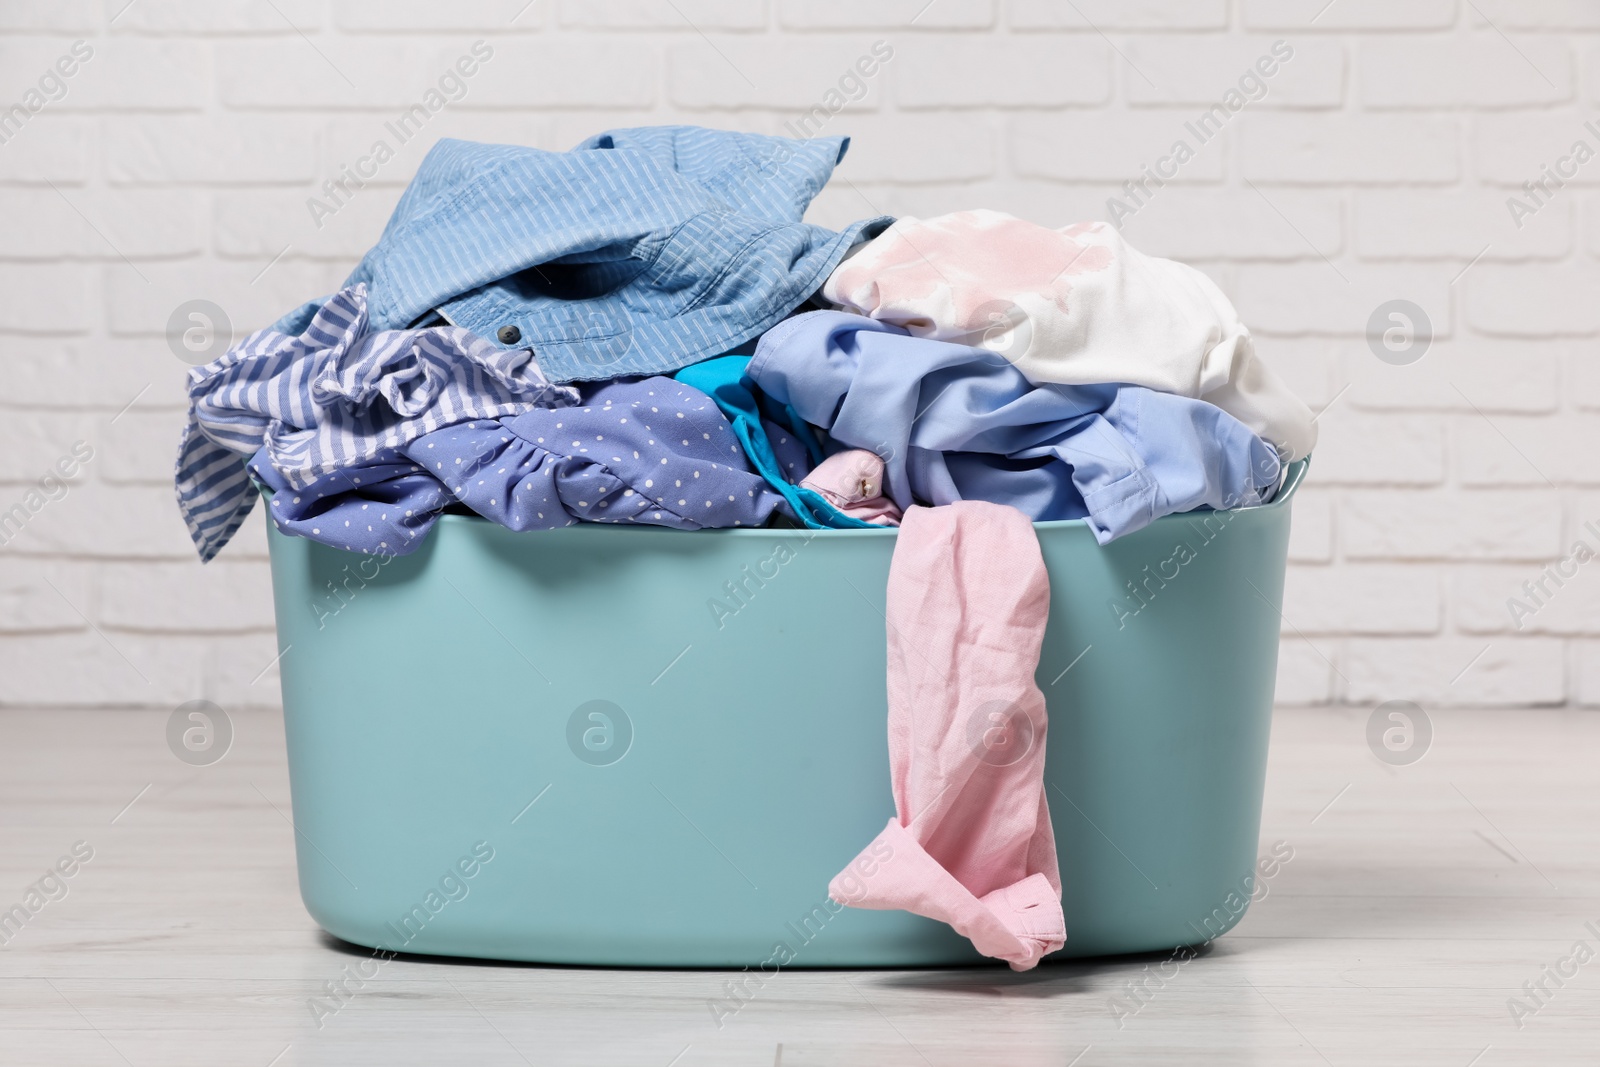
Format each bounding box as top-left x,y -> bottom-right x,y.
339,127 -> 892,383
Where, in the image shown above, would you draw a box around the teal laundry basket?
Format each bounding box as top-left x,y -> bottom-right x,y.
266,460 -> 1307,967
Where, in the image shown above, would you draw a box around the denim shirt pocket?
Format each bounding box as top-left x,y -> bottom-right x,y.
519,211 -> 762,375
629,211 -> 744,315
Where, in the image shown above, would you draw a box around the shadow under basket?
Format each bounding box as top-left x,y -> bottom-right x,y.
266,459 -> 1308,967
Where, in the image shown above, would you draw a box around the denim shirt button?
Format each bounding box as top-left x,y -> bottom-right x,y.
496,325 -> 522,345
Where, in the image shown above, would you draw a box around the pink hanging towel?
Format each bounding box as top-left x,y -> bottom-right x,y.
829,501 -> 1065,970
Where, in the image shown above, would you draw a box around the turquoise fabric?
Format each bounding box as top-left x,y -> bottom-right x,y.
675,355 -> 878,531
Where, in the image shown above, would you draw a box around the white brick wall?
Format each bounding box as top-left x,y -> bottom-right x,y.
0,1 -> 1594,711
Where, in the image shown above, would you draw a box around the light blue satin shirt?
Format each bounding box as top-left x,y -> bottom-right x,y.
749,311 -> 1282,544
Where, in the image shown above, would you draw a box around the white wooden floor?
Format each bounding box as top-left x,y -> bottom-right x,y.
2,706 -> 1597,1066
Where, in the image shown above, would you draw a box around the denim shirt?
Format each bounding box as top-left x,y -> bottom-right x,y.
273,126 -> 891,384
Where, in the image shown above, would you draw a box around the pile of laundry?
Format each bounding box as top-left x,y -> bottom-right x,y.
173,125 -> 1314,970
176,125 -> 1311,562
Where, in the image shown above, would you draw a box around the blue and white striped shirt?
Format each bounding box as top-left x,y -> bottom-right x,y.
175,284 -> 576,562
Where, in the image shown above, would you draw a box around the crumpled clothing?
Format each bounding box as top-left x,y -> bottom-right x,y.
821,210 -> 1315,463
799,450 -> 901,526
675,355 -> 884,530
249,452 -> 445,555
749,310 -> 1281,545
253,377 -> 796,555
273,127 -> 892,384
177,284 -> 576,562
830,501 -> 1064,970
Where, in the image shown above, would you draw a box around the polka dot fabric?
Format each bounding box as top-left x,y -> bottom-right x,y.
252,377 -> 796,555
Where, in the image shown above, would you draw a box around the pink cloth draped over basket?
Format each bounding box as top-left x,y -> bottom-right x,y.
829,500 -> 1065,970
